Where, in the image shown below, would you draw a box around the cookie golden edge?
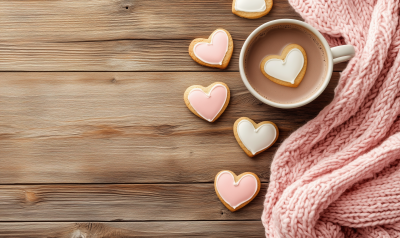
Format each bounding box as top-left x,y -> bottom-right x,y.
188,29 -> 234,69
184,82 -> 230,123
214,170 -> 261,212
233,117 -> 279,157
260,44 -> 307,88
232,0 -> 273,19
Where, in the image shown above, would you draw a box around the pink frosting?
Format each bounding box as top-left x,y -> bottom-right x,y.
193,30 -> 229,65
216,171 -> 258,209
188,84 -> 228,122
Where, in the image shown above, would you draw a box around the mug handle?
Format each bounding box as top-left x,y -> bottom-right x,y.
331,45 -> 355,64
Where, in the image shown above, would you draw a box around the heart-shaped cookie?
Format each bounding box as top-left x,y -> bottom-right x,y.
234,117 -> 279,157
189,29 -> 233,69
232,0 -> 273,19
261,44 -> 307,88
184,82 -> 230,122
215,170 -> 261,212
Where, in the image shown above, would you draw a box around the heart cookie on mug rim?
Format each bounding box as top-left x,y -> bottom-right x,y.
189,29 -> 233,69
261,44 -> 307,88
232,0 -> 273,19
234,117 -> 279,157
184,82 -> 230,122
215,170 -> 261,212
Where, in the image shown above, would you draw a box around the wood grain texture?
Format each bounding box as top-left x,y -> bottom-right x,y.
0,221 -> 264,237
0,0 -> 300,42
0,0 -> 347,71
0,40 -> 348,72
0,72 -> 339,184
0,184 -> 266,221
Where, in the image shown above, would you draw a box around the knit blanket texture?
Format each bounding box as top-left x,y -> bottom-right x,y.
262,0 -> 400,237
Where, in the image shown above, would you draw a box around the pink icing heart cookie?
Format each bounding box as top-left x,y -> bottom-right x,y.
189,29 -> 234,69
215,170 -> 261,212
184,82 -> 230,122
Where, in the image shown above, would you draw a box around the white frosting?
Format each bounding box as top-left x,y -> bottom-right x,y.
193,30 -> 229,65
188,84 -> 228,122
235,0 -> 266,12
264,48 -> 305,84
216,171 -> 258,209
237,120 -> 277,155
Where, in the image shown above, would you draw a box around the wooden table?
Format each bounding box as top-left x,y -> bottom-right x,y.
0,1 -> 345,237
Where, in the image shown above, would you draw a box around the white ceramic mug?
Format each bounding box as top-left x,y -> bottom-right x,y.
239,19 -> 355,109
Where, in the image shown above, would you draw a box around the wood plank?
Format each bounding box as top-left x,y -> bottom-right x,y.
0,0 -> 347,71
0,0 -> 300,42
0,72 -> 339,183
0,184 -> 267,221
0,221 -> 264,237
0,40 -> 348,72
0,39 -> 236,72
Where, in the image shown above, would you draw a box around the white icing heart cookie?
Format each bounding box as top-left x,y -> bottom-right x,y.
184,82 -> 230,122
188,29 -> 233,69
232,0 -> 273,19
261,44 -> 307,88
234,117 -> 279,157
214,170 -> 261,212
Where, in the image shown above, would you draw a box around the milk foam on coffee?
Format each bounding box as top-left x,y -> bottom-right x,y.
244,24 -> 328,104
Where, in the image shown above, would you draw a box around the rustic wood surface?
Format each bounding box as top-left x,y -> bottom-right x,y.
0,0 -> 344,237
0,184 -> 268,221
0,222 -> 265,237
0,72 -> 338,184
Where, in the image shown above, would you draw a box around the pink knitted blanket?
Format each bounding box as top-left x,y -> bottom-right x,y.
262,0 -> 400,237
